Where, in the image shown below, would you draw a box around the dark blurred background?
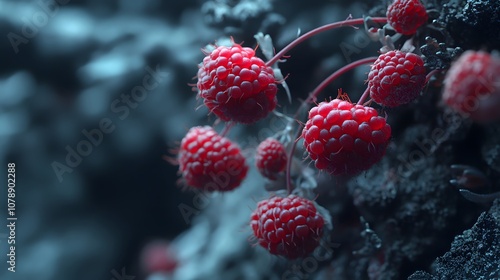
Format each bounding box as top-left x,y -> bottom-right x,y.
0,0 -> 225,279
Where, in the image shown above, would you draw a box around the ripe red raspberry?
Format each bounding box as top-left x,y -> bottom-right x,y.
178,126 -> 248,191
368,50 -> 427,107
386,0 -> 428,35
250,195 -> 325,259
140,240 -> 178,274
196,43 -> 278,124
255,138 -> 287,180
302,99 -> 391,175
442,50 -> 500,122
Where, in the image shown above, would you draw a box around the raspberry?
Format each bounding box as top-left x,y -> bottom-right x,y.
368,50 -> 427,107
301,99 -> 391,175
386,0 -> 428,35
178,126 -> 248,191
442,50 -> 500,122
250,195 -> 325,259
255,138 -> 287,180
196,43 -> 278,124
140,240 -> 178,274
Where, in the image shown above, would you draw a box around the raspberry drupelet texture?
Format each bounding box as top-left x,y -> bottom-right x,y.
442,50 -> 500,122
302,99 -> 391,176
250,195 -> 325,259
196,44 -> 278,124
255,138 -> 287,180
368,50 -> 427,107
387,0 -> 428,35
178,126 -> 248,191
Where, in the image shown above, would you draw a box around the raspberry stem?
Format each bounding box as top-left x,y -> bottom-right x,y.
311,57 -> 378,103
220,121 -> 234,137
286,126 -> 301,194
265,17 -> 387,67
425,69 -> 440,84
357,86 -> 371,105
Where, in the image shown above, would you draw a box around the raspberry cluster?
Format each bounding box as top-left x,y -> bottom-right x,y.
250,195 -> 325,259
302,99 -> 391,175
196,44 -> 278,124
177,126 -> 248,191
172,0 -> 445,262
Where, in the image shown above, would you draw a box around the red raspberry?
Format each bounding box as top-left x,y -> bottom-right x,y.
140,240 -> 178,274
301,99 -> 391,175
442,50 -> 500,122
368,50 -> 427,107
178,126 -> 248,191
255,138 -> 287,180
250,195 -> 325,259
196,43 -> 278,124
386,0 -> 428,35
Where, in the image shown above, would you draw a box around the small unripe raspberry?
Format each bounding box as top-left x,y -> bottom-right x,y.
302,99 -> 391,175
250,195 -> 324,259
387,0 -> 428,35
178,126 -> 248,191
255,138 -> 287,180
368,50 -> 427,107
196,43 -> 278,124
442,50 -> 500,122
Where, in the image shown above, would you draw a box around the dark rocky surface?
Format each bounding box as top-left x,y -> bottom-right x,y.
409,198 -> 500,279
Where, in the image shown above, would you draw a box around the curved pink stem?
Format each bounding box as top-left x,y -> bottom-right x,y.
357,86 -> 371,105
311,57 -> 378,103
266,17 -> 387,67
